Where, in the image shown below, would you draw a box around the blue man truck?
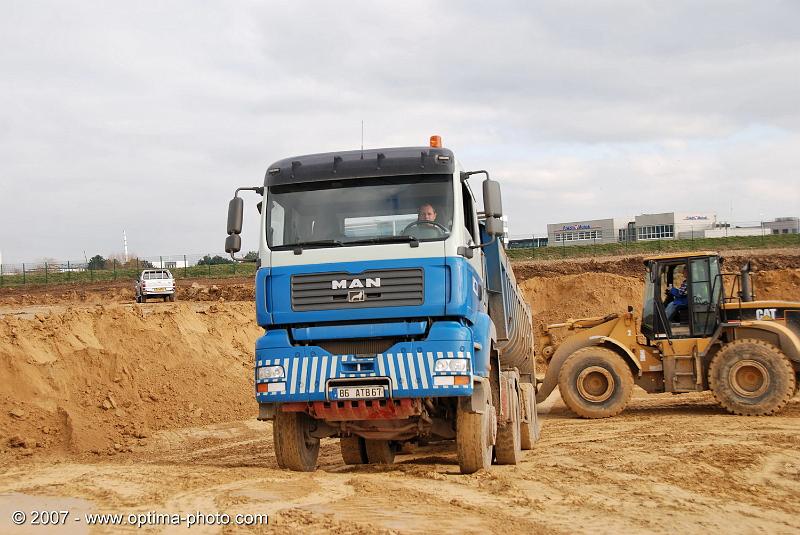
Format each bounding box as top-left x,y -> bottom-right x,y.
225,136 -> 540,473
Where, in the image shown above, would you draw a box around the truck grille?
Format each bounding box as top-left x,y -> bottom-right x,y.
291,268 -> 424,311
316,339 -> 396,356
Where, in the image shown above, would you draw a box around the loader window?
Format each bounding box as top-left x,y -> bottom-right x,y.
642,261 -> 691,339
689,256 -> 721,336
641,267 -> 656,337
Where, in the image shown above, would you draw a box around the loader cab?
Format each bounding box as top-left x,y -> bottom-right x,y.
641,252 -> 723,341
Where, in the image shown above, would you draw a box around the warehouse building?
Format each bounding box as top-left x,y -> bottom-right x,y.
547,218 -> 631,246
764,217 -> 800,235
548,212 -> 717,246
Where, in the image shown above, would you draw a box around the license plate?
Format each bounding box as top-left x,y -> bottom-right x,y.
332,386 -> 385,400
155,287 -> 166,292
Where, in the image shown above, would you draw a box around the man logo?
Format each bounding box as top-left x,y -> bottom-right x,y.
348,290 -> 365,303
331,278 -> 381,290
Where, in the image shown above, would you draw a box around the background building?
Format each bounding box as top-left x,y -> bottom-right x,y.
545,212 -> 797,246
548,212 -> 715,246
764,217 -> 800,235
547,218 -> 631,246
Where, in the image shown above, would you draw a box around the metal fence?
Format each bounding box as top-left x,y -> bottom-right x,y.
0,253 -> 258,289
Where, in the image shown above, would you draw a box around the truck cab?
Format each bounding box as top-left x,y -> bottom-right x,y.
225,137 -> 538,472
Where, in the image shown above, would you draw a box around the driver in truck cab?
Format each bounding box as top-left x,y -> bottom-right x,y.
417,203 -> 437,222
404,202 -> 445,239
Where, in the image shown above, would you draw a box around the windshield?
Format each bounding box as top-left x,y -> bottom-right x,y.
266,174 -> 453,249
642,267 -> 655,333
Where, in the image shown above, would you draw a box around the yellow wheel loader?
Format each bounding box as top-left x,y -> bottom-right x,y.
536,252 -> 800,418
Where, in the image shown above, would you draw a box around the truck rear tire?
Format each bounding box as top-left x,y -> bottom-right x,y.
558,346 -> 633,418
457,396 -> 495,474
495,381 -> 522,464
519,382 -> 540,450
273,411 -> 320,472
168,294 -> 176,302
709,339 -> 795,416
364,439 -> 395,464
339,436 -> 367,465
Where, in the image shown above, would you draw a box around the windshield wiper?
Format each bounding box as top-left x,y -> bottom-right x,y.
344,236 -> 421,248
273,240 -> 344,255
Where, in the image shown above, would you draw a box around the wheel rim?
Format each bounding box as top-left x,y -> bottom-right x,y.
729,359 -> 770,398
576,366 -> 615,402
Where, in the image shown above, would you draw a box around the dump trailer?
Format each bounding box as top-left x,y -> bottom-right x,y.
225,136 -> 540,473
536,252 -> 800,418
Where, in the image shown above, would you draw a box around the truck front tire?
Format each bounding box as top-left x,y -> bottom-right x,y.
273,411 -> 320,472
457,393 -> 495,474
558,346 -> 634,418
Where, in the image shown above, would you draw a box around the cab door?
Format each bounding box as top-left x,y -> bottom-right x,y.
688,256 -> 722,337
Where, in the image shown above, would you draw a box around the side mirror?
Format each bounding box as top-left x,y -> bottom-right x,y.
482,179 -> 503,218
227,197 -> 243,235
485,216 -> 504,237
224,186 -> 263,261
225,234 -> 241,254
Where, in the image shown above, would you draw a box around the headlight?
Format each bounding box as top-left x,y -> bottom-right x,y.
434,359 -> 468,372
257,366 -> 285,380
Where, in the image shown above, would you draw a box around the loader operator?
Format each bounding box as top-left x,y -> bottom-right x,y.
665,279 -> 688,321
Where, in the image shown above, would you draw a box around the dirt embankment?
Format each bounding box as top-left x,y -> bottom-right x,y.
0,303 -> 261,458
0,280 -> 255,306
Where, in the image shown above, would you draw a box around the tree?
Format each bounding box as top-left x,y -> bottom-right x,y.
197,254 -> 234,265
243,251 -> 258,261
88,255 -> 107,270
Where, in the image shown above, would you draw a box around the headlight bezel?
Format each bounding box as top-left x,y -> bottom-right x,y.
434,359 -> 469,373
257,365 -> 285,380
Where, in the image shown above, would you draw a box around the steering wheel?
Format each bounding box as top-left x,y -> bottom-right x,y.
402,220 -> 449,237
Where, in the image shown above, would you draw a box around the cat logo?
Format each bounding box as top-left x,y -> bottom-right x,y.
756,308 -> 778,320
348,290 -> 365,303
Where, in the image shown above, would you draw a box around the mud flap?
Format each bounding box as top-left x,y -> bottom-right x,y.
459,377 -> 490,414
258,403 -> 277,421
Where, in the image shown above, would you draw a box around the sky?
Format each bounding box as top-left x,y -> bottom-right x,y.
1,1 -> 799,263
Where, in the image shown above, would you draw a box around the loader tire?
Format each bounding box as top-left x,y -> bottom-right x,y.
339,436 -> 367,465
519,382 -> 540,450
273,411 -> 320,472
457,394 -> 495,474
709,339 -> 795,416
364,439 -> 395,464
494,381 -> 522,464
558,347 -> 633,419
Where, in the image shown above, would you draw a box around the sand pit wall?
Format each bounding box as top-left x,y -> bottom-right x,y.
0,303 -> 261,456
1,265 -> 798,457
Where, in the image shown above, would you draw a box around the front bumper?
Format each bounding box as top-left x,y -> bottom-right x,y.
255,342 -> 474,404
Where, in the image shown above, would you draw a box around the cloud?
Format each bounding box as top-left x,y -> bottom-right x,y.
0,1 -> 798,261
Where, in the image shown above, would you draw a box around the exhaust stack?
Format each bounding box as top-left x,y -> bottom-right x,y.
740,261 -> 754,302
